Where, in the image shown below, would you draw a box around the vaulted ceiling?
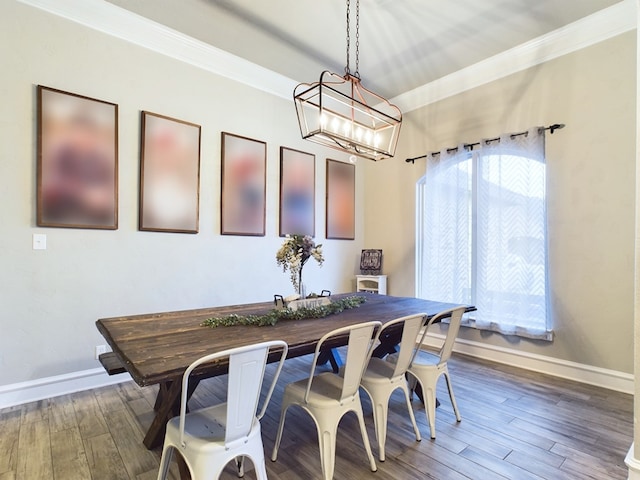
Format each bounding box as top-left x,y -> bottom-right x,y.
104,0 -> 623,99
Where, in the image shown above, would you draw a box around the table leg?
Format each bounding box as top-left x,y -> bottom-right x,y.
318,348 -> 342,373
143,378 -> 201,450
144,380 -> 182,449
154,382 -> 169,411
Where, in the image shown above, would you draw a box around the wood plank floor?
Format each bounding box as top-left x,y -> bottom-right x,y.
0,352 -> 632,480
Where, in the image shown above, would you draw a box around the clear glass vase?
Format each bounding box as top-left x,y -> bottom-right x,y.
298,270 -> 306,298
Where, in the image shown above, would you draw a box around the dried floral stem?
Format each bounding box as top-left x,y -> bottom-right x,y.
276,234 -> 324,291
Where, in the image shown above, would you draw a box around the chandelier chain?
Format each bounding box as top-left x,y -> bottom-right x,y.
345,0 -> 351,76
344,0 -> 361,79
355,0 -> 360,78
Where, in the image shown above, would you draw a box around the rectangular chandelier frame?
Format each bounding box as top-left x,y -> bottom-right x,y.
294,71 -> 402,161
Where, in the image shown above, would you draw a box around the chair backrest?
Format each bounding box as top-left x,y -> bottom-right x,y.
306,321 -> 381,403
414,306 -> 466,365
178,340 -> 288,448
377,313 -> 427,377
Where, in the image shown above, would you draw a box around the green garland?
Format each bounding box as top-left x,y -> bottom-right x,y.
201,295 -> 367,328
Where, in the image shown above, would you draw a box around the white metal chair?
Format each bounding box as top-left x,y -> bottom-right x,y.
405,306 -> 467,439
271,321 -> 381,480
156,340 -> 288,480
359,313 -> 426,461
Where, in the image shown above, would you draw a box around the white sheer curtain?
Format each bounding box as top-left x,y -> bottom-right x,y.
475,128 -> 550,339
418,145 -> 472,306
417,127 -> 552,340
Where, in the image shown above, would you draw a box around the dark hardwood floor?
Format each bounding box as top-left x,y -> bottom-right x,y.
0,352 -> 632,479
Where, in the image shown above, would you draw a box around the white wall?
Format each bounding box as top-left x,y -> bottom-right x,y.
365,31 -> 637,374
0,2 -> 366,386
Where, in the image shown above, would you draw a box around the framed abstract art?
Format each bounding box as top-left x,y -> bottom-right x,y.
221,132 -> 266,236
37,85 -> 118,229
279,146 -> 315,237
139,111 -> 201,233
326,159 -> 355,240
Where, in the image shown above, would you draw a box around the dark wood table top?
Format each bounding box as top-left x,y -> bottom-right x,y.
96,292 -> 475,387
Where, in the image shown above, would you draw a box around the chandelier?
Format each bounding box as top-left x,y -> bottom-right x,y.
293,0 -> 402,161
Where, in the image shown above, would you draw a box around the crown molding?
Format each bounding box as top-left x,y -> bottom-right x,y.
16,0 -> 298,100
392,0 -> 637,113
17,0 -> 637,112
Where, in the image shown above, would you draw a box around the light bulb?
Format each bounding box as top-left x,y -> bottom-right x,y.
343,121 -> 350,137
365,130 -> 373,144
355,127 -> 363,141
331,117 -> 340,131
320,113 -> 328,128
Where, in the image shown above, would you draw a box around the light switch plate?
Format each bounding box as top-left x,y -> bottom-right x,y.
33,234 -> 47,250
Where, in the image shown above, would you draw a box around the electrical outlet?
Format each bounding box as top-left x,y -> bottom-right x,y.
95,345 -> 107,360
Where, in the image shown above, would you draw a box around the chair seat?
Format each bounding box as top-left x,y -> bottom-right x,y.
362,356 -> 400,382
285,372 -> 353,406
410,349 -> 440,367
166,404 -> 261,449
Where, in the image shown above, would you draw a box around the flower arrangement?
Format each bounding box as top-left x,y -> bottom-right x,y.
276,234 -> 324,293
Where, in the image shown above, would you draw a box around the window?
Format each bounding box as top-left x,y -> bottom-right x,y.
416,129 -> 552,340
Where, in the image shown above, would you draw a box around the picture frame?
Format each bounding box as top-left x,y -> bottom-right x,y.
279,147 -> 315,237
139,111 -> 201,233
360,249 -> 383,274
326,159 -> 355,240
221,132 -> 266,236
37,85 -> 118,229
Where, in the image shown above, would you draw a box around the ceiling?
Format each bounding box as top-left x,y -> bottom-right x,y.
105,0 -> 623,99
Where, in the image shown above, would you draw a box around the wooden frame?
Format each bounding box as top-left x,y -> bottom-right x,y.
37,85 -> 118,229
279,147 -> 315,237
326,159 -> 355,240
139,111 -> 201,233
220,132 -> 266,236
360,249 -> 383,274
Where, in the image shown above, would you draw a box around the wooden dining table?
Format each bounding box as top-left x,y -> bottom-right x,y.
95,292 -> 475,451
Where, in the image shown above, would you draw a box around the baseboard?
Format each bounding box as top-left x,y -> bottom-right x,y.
626,444 -> 640,480
0,333 -> 632,409
421,333 -> 634,395
0,368 -> 131,409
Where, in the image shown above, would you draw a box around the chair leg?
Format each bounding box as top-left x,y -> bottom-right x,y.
314,416 -> 339,480
156,444 -> 174,480
253,453 -> 269,480
406,373 -> 418,399
401,384 -> 422,443
240,451 -> 268,480
235,456 -> 245,477
443,371 -> 462,422
354,405 -> 377,473
421,379 -> 438,439
370,392 -> 390,462
271,405 -> 288,461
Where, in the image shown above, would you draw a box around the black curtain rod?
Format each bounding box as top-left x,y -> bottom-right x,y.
405,123 -> 565,164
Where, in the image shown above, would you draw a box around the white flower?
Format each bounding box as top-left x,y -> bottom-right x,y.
276,234 -> 324,291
